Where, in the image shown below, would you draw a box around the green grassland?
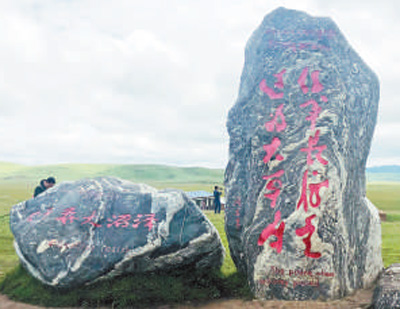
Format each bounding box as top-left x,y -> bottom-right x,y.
0,163 -> 399,306
367,182 -> 400,266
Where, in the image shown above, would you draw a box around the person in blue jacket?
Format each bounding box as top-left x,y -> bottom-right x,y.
213,186 -> 222,214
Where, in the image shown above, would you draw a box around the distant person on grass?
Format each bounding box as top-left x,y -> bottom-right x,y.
34,177 -> 56,198
213,186 -> 222,214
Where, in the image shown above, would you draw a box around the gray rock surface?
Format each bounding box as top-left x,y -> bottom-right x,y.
373,264 -> 400,309
224,7 -> 383,300
10,177 -> 224,288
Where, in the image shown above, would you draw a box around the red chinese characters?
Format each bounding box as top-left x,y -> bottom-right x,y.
56,207 -> 79,225
300,100 -> 322,131
132,214 -> 158,231
27,211 -> 41,222
309,179 -> 329,208
295,67 -> 330,259
265,104 -> 287,132
263,137 -> 284,164
259,69 -> 286,100
297,170 -> 329,212
263,170 -> 284,209
297,67 -> 324,95
295,214 -> 321,259
300,130 -> 328,166
257,66 -> 330,259
107,214 -> 132,228
81,211 -> 102,227
26,208 -> 54,222
258,69 -> 288,252
258,211 -> 285,253
297,170 -> 310,213
143,214 -> 157,231
298,67 -> 328,130
51,207 -> 159,232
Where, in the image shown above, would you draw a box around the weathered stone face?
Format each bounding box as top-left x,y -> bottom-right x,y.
373,264 -> 400,308
224,7 -> 383,300
10,177 -> 224,288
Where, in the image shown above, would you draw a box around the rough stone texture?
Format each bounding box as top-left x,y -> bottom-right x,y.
373,264 -> 400,309
10,177 -> 224,288
224,7 -> 383,300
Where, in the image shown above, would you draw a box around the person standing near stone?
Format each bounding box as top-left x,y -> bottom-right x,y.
213,186 -> 222,214
34,177 -> 56,198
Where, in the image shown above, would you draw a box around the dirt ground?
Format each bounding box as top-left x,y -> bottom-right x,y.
0,288 -> 374,309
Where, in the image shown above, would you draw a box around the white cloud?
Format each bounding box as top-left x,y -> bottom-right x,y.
368,123 -> 400,166
0,0 -> 398,169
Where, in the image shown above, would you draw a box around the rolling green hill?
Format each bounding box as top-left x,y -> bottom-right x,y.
0,162 -> 224,188
0,162 -> 400,189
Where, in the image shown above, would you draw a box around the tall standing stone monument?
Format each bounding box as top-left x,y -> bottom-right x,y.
225,7 -> 383,300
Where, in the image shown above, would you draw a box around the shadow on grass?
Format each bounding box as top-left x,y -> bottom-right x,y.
0,264 -> 252,308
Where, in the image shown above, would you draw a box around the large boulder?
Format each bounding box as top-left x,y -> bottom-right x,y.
10,177 -> 224,288
224,7 -> 383,300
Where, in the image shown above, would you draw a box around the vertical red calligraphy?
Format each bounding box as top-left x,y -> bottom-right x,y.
297,67 -> 324,95
296,171 -> 329,211
263,137 -> 284,164
300,100 -> 322,131
265,104 -> 287,132
309,180 -> 329,208
263,170 -> 284,209
259,69 -> 286,100
295,214 -> 321,259
300,130 -> 329,166
258,211 -> 285,253
297,170 -> 309,212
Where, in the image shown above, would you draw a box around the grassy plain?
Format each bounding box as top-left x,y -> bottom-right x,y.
367,183 -> 400,266
0,165 -> 399,306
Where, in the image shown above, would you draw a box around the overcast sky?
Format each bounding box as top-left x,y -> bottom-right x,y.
0,0 -> 398,168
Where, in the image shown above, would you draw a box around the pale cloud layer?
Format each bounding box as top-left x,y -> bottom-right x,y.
0,0 -> 398,168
